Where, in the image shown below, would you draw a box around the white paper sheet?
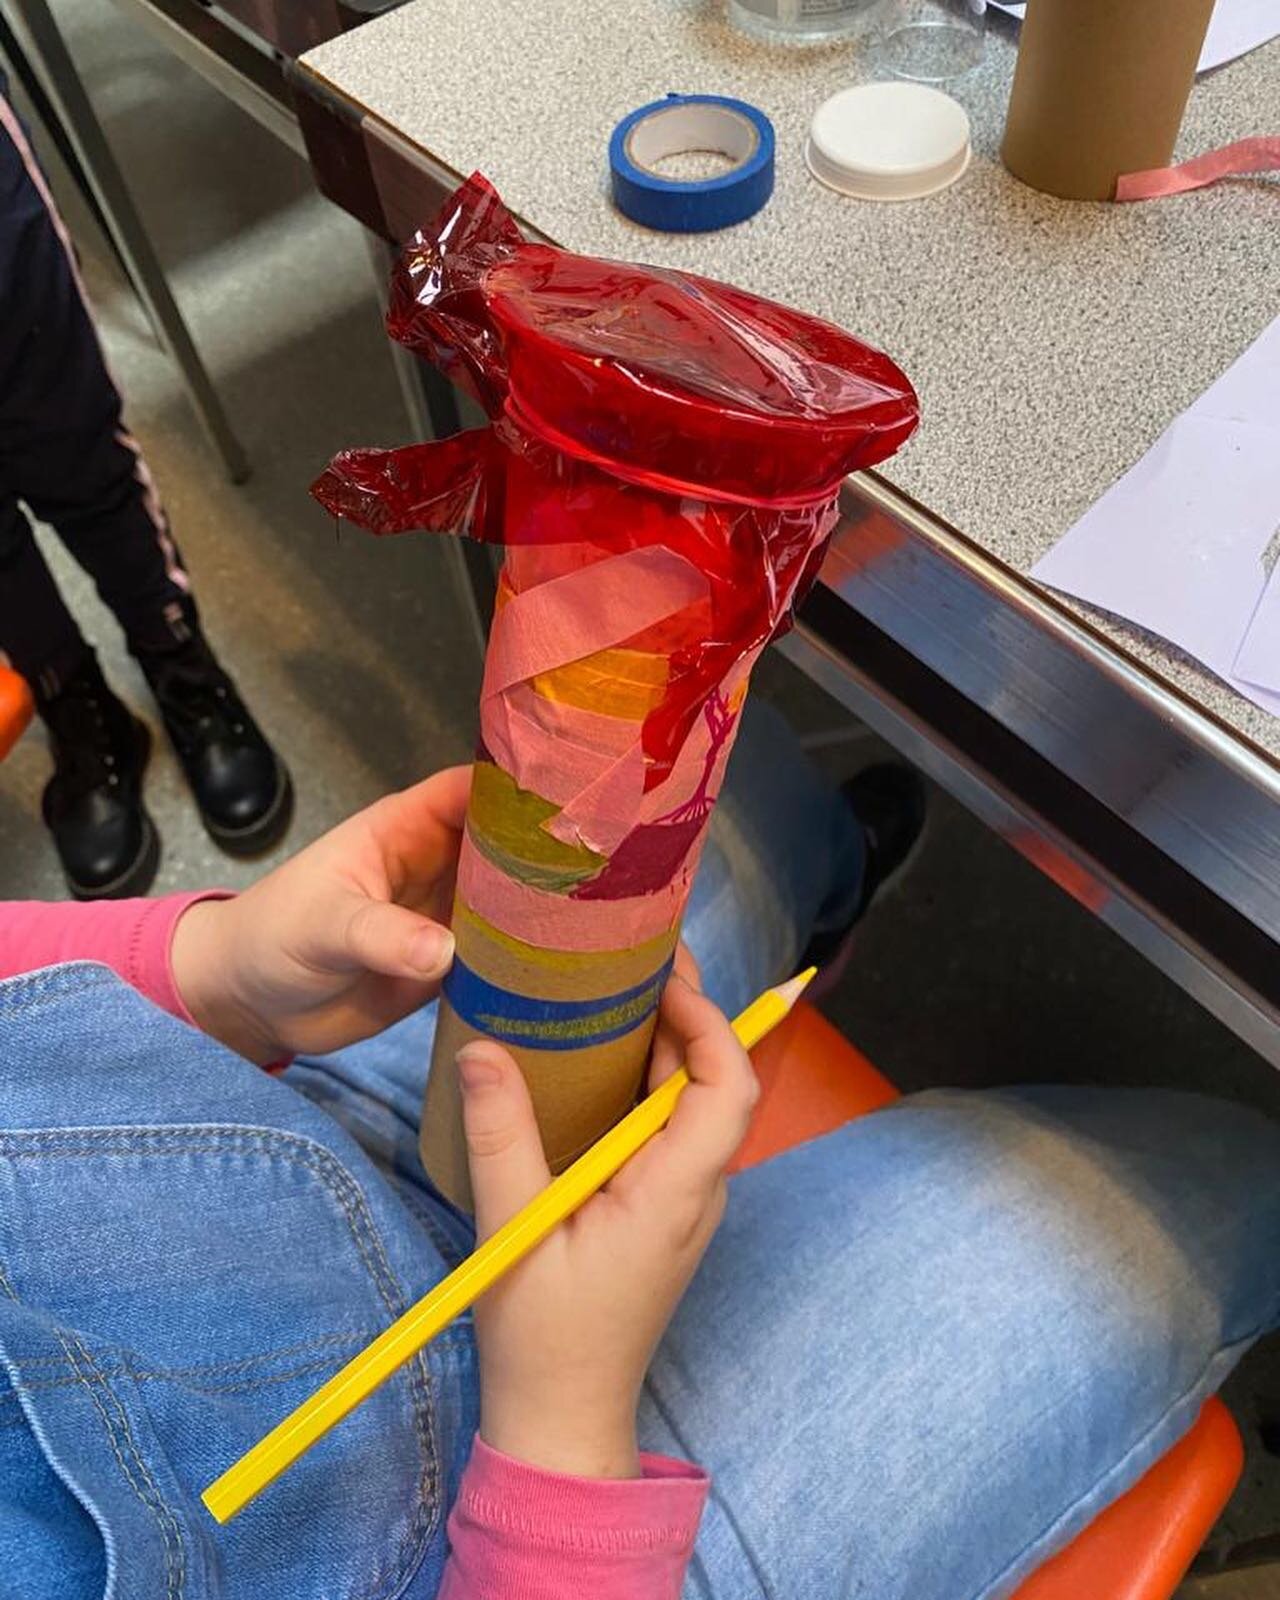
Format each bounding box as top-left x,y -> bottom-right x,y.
1031,315 -> 1280,720
988,0 -> 1280,73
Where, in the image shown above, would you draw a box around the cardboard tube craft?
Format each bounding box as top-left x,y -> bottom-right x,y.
313,174 -> 918,1208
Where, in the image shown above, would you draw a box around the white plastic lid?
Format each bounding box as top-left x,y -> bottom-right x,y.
806,82 -> 971,202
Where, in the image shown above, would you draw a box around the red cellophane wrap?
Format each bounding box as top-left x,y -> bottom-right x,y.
313,175 -> 918,1202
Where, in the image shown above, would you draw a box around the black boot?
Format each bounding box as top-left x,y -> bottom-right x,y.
37,653 -> 159,899
843,763 -> 928,920
135,631 -> 292,856
802,763 -> 927,984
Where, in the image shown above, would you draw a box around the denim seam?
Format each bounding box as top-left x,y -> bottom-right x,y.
970,1319 -> 1274,1600
56,1326 -> 185,1600
9,1328 -> 368,1379
302,1132 -> 441,1600
131,1351 -> 382,1399
83,1334 -> 189,1600
391,1175 -> 470,1269
0,1347 -> 379,1416
0,1124 -> 440,1600
0,964 -> 119,1013
0,1124 -> 410,1319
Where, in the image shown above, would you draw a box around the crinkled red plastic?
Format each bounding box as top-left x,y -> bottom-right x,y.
313,173 -> 918,778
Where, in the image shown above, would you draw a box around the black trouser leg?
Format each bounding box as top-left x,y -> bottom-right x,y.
0,493 -> 90,696
0,77 -> 195,690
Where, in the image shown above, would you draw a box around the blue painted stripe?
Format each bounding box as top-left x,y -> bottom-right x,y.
444,955 -> 674,1052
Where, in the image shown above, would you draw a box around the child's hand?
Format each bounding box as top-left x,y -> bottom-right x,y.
462,970 -> 759,1479
171,768 -> 469,1063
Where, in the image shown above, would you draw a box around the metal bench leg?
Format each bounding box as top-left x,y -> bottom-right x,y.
6,0 -> 249,483
365,230 -> 493,659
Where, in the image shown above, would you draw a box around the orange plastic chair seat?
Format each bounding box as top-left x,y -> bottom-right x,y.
1013,1398 -> 1241,1600
739,1002 -> 1244,1600
0,666 -> 34,762
731,1001 -> 896,1174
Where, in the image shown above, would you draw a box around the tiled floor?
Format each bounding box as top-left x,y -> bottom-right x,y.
2,0 -> 1277,1586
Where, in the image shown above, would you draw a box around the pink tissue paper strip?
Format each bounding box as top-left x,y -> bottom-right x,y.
1116,136 -> 1280,200
480,547 -> 706,701
457,832 -> 697,950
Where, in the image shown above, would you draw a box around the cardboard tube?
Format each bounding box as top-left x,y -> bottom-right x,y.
423,912 -> 679,1209
313,175 -> 920,1217
420,534 -> 735,1210
1001,0 -> 1215,201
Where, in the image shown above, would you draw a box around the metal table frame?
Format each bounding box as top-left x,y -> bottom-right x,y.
791,476 -> 1280,1064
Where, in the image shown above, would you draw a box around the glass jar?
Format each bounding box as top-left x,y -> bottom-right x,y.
869,0 -> 986,79
728,0 -> 878,43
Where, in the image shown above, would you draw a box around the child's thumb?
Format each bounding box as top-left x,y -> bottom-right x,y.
457,1042 -> 553,1239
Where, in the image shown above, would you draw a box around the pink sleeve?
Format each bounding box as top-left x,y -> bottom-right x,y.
438,1438 -> 708,1600
0,893 -> 227,1023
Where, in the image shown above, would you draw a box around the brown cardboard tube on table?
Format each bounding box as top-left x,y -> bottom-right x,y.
1001,0 -> 1215,200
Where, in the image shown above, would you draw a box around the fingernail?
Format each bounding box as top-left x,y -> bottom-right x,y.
457,1044 -> 502,1090
409,926 -> 454,975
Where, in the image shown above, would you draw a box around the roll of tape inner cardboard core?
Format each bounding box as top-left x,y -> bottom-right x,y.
626,100 -> 760,173
609,94 -> 775,232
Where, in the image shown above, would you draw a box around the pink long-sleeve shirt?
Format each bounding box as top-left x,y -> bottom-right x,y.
0,894 -> 708,1598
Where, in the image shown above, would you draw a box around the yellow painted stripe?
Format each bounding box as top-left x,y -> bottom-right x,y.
533,646 -> 668,721
468,762 -> 604,878
453,898 -> 676,978
467,826 -> 598,895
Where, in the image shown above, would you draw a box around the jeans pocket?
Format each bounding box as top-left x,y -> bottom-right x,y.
0,1123 -> 449,1599
1,1331 -> 212,1600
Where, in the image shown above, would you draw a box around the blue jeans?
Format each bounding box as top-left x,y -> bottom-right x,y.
1,702 -> 1277,1599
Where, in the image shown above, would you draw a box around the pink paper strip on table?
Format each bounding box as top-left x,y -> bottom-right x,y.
1116,136 -> 1280,199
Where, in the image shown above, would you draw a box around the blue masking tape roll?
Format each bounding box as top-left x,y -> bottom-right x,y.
609,93 -> 775,233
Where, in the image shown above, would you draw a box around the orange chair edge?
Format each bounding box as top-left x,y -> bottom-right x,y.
735,1001 -> 899,1173
0,666 -> 34,763
1012,1398 -> 1243,1600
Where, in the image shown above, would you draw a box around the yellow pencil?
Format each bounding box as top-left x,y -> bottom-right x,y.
201,967 -> 815,1524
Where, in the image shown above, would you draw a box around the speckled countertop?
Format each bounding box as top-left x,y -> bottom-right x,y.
302,2 -> 1280,760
